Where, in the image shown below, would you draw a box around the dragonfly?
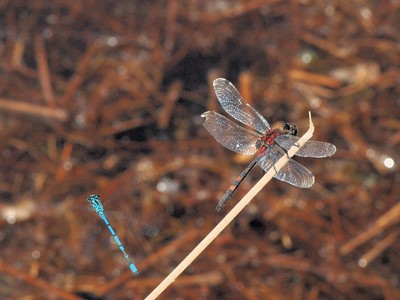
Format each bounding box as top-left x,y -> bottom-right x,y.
87,194 -> 139,276
201,78 -> 336,211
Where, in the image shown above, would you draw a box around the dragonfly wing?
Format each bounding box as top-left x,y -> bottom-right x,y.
275,134 -> 337,158
213,78 -> 270,134
258,145 -> 315,188
202,111 -> 261,155
274,159 -> 315,188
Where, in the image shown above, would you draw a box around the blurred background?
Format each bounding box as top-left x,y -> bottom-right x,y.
0,0 -> 399,299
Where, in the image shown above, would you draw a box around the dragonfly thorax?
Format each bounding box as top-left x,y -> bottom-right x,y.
257,125 -> 296,154
256,129 -> 282,155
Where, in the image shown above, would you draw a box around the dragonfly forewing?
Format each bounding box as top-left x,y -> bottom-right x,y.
213,78 -> 270,134
201,111 -> 261,155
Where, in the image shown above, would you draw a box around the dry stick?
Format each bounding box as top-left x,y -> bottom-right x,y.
0,97 -> 68,122
0,261 -> 81,300
145,112 -> 315,300
339,202 -> 400,256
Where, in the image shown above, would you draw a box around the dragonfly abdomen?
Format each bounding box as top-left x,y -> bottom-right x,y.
216,156 -> 260,211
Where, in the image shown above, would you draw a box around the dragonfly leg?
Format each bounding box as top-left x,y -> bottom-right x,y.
273,164 -> 278,175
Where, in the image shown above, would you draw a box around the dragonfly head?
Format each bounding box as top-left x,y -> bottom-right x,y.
283,123 -> 298,136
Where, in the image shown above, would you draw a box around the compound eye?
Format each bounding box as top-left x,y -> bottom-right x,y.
283,123 -> 297,136
291,124 -> 298,136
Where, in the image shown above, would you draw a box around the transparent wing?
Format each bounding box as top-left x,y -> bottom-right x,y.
275,134 -> 337,158
201,111 -> 261,155
213,78 -> 270,134
274,160 -> 315,188
257,145 -> 315,188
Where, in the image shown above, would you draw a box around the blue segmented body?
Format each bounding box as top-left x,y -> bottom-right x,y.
87,194 -> 138,276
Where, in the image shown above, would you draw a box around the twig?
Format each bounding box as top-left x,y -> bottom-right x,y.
58,43 -> 102,106
339,202 -> 400,256
358,229 -> 399,268
35,35 -> 56,105
145,112 -> 315,300
0,97 -> 68,121
0,261 -> 81,300
93,229 -> 202,296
